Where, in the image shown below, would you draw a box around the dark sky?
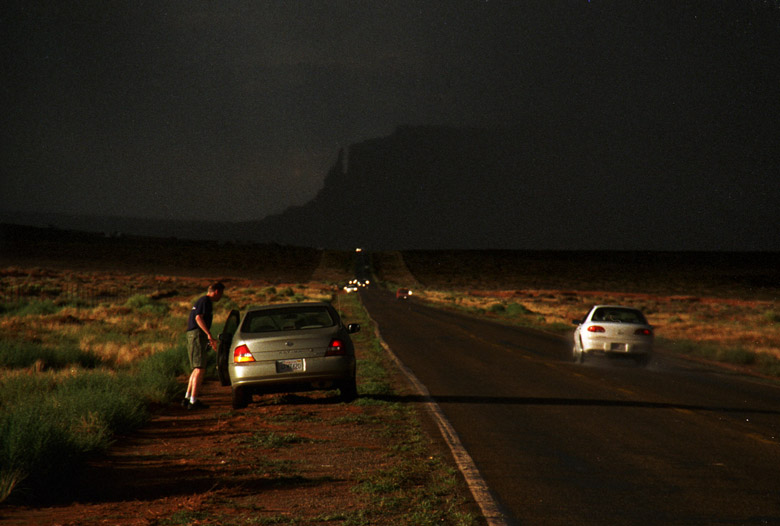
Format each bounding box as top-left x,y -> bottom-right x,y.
2,1 -> 779,248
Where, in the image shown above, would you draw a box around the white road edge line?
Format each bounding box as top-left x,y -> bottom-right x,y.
369,320 -> 509,526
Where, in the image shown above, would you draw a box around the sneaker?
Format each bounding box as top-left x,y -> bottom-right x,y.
187,399 -> 210,410
181,398 -> 190,408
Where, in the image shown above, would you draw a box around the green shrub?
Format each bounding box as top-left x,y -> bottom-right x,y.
756,353 -> 780,376
762,311 -> 780,324
0,339 -> 102,370
489,302 -> 531,316
0,299 -> 60,317
0,345 -> 188,503
715,346 -> 756,366
133,344 -> 190,403
0,371 -> 147,501
219,297 -> 239,311
124,295 -> 169,316
0,404 -> 74,499
505,302 -> 532,316
489,303 -> 506,314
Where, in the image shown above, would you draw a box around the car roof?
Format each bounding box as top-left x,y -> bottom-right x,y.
590,305 -> 642,310
244,302 -> 332,313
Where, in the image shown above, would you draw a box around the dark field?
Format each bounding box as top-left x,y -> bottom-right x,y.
0,223 -> 322,282
398,249 -> 780,300
4,223 -> 779,302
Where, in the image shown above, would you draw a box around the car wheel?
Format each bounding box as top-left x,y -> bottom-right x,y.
231,386 -> 249,409
338,377 -> 358,402
573,343 -> 584,363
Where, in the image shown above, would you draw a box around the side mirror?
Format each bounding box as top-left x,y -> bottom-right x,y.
572,319 -> 582,325
347,323 -> 361,334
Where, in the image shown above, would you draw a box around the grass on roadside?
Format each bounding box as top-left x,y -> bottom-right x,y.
659,337 -> 780,376
0,343 -> 189,503
339,293 -> 478,526
1,262 -> 478,523
0,277 -> 335,504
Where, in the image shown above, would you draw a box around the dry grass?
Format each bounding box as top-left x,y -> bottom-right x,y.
1,256 -> 350,374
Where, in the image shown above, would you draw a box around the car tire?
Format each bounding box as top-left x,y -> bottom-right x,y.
231,386 -> 249,409
338,377 -> 358,402
573,344 -> 584,364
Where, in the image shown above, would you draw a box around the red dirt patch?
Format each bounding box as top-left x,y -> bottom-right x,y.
0,378 -> 444,525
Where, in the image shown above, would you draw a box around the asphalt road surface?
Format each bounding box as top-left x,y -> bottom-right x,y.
360,286 -> 780,526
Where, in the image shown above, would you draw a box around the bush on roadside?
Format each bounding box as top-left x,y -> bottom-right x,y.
0,299 -> 60,317
0,338 -> 102,370
763,310 -> 780,324
124,294 -> 170,316
0,345 -> 189,504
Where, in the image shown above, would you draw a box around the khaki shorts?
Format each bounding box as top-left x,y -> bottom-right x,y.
187,329 -> 208,369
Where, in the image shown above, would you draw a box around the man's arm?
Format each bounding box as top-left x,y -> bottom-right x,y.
195,314 -> 218,350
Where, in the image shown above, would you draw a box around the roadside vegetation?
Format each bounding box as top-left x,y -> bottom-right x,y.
0,268 -> 330,503
0,265 -> 478,525
0,270 -> 213,503
4,239 -> 777,522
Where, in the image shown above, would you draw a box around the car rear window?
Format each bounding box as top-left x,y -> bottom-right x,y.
591,308 -> 647,324
242,306 -> 336,333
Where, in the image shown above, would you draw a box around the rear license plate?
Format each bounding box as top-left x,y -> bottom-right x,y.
276,359 -> 304,373
611,343 -> 628,351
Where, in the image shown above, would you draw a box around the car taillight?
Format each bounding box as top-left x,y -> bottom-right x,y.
635,328 -> 653,336
587,325 -> 606,333
325,338 -> 345,356
233,344 -> 255,363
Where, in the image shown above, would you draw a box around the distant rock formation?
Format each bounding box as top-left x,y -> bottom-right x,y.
235,124 -> 580,249
233,119 -> 778,251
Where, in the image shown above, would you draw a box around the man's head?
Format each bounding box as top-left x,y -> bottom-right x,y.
208,282 -> 225,301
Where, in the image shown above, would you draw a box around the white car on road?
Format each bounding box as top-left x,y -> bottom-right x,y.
572,305 -> 653,365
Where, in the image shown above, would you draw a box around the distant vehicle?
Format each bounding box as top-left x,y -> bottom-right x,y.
396,288 -> 412,300
216,303 -> 360,408
343,279 -> 368,292
572,305 -> 653,366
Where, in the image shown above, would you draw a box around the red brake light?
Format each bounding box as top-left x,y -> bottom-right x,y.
325,338 -> 345,356
587,325 -> 606,333
234,344 -> 255,363
635,328 -> 653,336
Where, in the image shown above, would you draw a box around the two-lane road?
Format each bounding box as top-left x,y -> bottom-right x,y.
360,286 -> 780,525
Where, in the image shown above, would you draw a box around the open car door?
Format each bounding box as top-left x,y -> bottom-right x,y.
217,309 -> 240,386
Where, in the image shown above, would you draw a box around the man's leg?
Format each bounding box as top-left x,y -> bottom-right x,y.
185,330 -> 209,408
190,367 -> 205,399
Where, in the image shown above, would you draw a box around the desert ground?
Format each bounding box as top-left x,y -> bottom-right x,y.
1,224 -> 778,524
0,226 -> 481,525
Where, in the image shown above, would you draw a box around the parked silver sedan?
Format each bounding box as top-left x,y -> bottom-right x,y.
216,302 -> 360,408
572,305 -> 653,365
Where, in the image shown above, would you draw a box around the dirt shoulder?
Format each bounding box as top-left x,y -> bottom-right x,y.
0,308 -> 482,526
0,232 -> 483,525
1,371 -> 482,525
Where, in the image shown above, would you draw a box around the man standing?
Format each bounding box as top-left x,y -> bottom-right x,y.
184,282 -> 225,409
